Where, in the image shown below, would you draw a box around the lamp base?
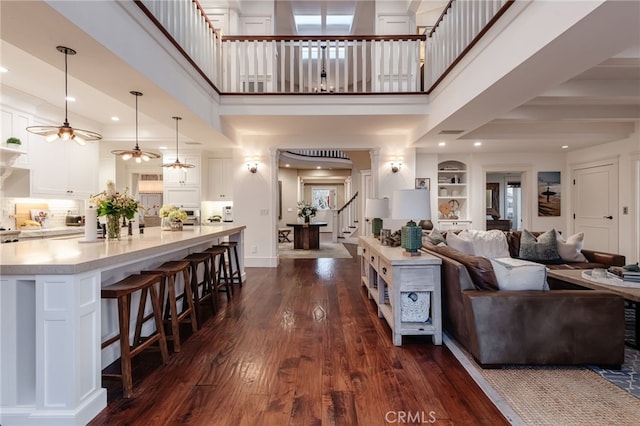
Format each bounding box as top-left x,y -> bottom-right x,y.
372,218 -> 383,237
401,221 -> 423,256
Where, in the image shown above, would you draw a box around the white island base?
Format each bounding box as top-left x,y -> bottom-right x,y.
0,225 -> 245,425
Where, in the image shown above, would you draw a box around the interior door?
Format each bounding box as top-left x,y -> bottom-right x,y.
573,162 -> 618,252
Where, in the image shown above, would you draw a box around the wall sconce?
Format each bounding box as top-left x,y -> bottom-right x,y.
246,158 -> 258,173
391,160 -> 402,173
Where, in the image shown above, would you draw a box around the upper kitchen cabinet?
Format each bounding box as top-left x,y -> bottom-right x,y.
29,131 -> 99,200
163,152 -> 201,187
1,107 -> 31,169
163,151 -> 202,207
207,158 -> 233,201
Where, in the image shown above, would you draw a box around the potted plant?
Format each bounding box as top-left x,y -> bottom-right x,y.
6,137 -> 21,146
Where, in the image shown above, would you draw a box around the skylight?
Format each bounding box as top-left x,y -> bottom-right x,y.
326,15 -> 353,27
294,14 -> 321,32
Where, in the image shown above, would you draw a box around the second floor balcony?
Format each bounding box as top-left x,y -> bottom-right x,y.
137,0 -> 514,95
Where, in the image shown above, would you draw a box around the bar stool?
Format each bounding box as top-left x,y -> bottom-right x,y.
204,246 -> 233,301
142,260 -> 197,352
214,241 -> 242,288
183,252 -> 216,325
101,273 -> 169,398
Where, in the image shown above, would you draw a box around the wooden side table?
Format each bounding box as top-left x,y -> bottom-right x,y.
286,222 -> 327,249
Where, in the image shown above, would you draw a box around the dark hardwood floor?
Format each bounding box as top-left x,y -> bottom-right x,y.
90,244 -> 507,425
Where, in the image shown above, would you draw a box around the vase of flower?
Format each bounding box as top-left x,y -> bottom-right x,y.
304,215 -> 310,224
106,215 -> 121,240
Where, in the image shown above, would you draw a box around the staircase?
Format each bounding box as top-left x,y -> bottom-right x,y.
333,192 -> 359,244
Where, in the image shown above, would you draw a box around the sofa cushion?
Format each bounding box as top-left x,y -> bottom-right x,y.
555,230 -> 588,262
423,228 -> 446,246
425,243 -> 499,291
446,230 -> 475,255
519,229 -> 562,263
490,257 -> 548,291
467,229 -> 510,258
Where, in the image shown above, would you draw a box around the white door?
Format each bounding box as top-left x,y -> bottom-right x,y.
573,162 -> 618,252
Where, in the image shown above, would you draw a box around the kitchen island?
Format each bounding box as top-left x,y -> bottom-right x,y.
0,224 -> 245,426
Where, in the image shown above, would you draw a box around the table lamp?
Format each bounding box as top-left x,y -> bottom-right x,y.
365,198 -> 389,238
392,189 -> 431,256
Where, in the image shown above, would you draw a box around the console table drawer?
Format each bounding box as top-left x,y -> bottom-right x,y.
379,257 -> 393,284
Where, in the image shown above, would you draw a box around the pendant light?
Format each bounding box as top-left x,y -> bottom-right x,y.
26,46 -> 102,145
111,91 -> 160,163
162,116 -> 194,169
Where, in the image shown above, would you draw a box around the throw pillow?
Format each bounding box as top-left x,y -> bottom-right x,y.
555,230 -> 588,262
426,244 -> 499,291
446,230 -> 475,255
490,257 -> 549,291
423,228 -> 446,246
519,229 -> 562,263
467,229 -> 510,258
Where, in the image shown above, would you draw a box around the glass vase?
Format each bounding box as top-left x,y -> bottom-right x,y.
170,221 -> 183,231
161,217 -> 172,231
106,215 -> 121,240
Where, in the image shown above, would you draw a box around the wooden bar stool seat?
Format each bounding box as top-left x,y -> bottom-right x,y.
183,252 -> 216,324
143,260 -> 197,352
204,246 -> 232,300
213,241 -> 242,288
101,273 -> 169,398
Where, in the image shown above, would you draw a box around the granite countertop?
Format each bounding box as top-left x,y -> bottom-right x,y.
1,224 -> 245,275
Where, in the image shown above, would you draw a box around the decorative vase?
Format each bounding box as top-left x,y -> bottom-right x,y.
170,221 -> 183,231
106,215 -> 121,240
161,217 -> 172,231
304,216 -> 310,224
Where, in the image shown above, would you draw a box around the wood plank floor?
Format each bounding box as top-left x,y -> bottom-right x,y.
90,244 -> 508,425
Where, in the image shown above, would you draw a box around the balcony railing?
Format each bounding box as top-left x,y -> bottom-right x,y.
135,0 -> 514,95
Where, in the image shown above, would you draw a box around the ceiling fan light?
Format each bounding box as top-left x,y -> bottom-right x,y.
141,154 -> 150,162
26,46 -> 102,144
121,153 -> 133,161
72,134 -> 86,145
135,157 -> 142,163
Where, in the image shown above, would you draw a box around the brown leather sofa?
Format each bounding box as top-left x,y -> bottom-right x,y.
422,232 -> 626,368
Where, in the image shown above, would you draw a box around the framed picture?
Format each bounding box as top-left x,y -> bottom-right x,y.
415,178 -> 430,190
538,171 -> 561,216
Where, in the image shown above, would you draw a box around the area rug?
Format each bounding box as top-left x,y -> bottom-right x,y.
278,241 -> 352,259
444,334 -> 640,425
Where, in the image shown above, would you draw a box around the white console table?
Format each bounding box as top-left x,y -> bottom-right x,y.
358,236 -> 442,346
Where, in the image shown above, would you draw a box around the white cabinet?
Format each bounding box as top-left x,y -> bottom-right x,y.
163,151 -> 201,207
436,160 -> 471,230
29,133 -> 98,199
1,107 -> 31,168
359,236 -> 442,346
207,158 -> 233,201
163,153 -> 201,186
164,187 -> 201,208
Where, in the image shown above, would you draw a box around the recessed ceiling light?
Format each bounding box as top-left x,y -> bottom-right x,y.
65,96 -> 76,102
561,145 -> 569,149
0,66 -> 8,73
285,164 -> 290,167
316,166 -> 321,169
159,146 -> 168,150
474,141 -> 482,147
438,141 -> 446,147
111,116 -> 120,121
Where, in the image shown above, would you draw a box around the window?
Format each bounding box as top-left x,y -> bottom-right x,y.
312,188 -> 333,210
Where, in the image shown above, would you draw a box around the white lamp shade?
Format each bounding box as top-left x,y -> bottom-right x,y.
365,198 -> 389,218
391,189 -> 431,221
